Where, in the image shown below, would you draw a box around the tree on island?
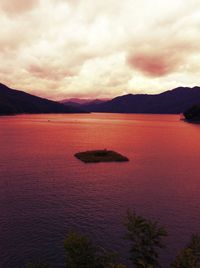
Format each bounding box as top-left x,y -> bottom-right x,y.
183,105 -> 200,121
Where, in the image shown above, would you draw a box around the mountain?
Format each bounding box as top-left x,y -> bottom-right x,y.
0,83 -> 85,115
81,87 -> 200,114
61,98 -> 101,104
60,98 -> 109,108
2,84 -> 200,116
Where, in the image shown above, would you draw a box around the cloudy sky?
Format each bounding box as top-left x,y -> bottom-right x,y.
0,0 -> 200,100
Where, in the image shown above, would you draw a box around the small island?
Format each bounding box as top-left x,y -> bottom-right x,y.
74,149 -> 129,163
183,104 -> 200,122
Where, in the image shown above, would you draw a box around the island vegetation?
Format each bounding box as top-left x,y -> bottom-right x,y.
74,149 -> 129,163
183,104 -> 200,122
27,211 -> 200,268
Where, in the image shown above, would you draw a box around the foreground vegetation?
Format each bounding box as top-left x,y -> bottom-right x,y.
27,211 -> 200,268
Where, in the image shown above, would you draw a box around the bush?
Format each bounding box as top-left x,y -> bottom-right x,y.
171,235 -> 200,268
124,210 -> 167,268
64,231 -> 125,268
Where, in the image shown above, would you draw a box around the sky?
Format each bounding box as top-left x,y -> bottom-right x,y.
0,0 -> 200,100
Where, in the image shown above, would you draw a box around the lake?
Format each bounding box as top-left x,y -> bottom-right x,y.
0,113 -> 200,267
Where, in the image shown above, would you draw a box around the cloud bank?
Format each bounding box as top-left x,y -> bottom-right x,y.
0,0 -> 199,99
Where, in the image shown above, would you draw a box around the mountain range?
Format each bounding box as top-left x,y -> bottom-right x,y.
60,98 -> 110,108
1,83 -> 200,116
71,86 -> 200,114
0,83 -> 84,115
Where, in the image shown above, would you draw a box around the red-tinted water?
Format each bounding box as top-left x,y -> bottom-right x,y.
0,113 -> 200,267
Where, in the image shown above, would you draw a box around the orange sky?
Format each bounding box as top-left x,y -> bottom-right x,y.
0,0 -> 199,100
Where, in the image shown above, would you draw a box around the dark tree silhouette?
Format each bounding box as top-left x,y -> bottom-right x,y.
171,234 -> 200,268
124,210 -> 167,268
64,231 -> 126,268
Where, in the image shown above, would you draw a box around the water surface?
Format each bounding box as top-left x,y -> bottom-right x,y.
0,113 -> 200,267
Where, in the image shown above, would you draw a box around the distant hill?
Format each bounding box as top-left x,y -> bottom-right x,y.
81,87 -> 200,114
60,98 -> 109,108
60,98 -> 107,104
0,83 -> 85,115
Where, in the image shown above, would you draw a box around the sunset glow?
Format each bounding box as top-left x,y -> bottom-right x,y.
0,0 -> 199,100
